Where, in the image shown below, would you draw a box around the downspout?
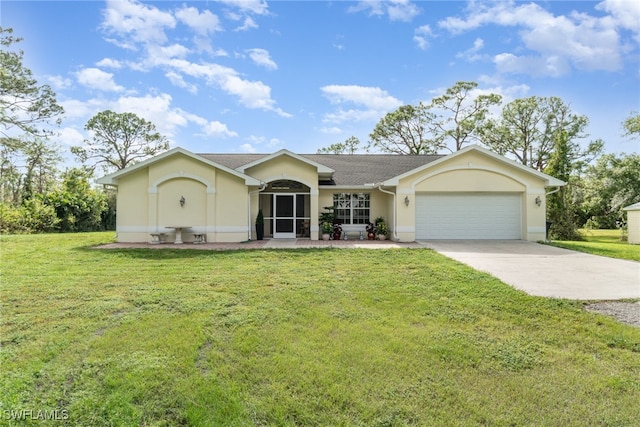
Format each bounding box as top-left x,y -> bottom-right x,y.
248,183 -> 267,241
545,187 -> 561,196
376,184 -> 399,241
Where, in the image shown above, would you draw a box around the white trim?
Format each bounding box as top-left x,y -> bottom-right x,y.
209,226 -> 248,233
624,202 -> 640,211
527,226 -> 546,233
148,172 -> 215,193
262,175 -> 317,194
319,185 -> 380,190
238,149 -> 334,174
117,226 -> 156,233
395,226 -> 415,233
396,188 -> 414,195
97,147 -> 260,186
410,164 -> 531,191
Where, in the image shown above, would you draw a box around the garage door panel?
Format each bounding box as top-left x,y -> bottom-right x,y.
416,193 -> 521,239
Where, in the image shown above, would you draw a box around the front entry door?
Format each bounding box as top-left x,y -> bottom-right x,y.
274,194 -> 295,238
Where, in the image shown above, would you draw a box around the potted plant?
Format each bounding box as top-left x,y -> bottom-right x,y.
321,221 -> 333,240
333,222 -> 343,240
374,217 -> 388,240
366,221 -> 376,240
255,209 -> 264,240
319,206 -> 337,240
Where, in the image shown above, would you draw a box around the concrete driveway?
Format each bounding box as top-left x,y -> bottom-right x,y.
420,240 -> 640,300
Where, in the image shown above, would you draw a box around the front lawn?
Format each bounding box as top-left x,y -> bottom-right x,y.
549,228 -> 640,261
1,233 -> 639,426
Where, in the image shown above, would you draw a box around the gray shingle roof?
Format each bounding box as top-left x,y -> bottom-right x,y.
198,153 -> 445,186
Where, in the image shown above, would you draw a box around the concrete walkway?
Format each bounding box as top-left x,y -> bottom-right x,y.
420,240 -> 640,300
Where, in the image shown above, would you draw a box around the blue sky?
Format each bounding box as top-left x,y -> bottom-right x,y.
3,0 -> 639,162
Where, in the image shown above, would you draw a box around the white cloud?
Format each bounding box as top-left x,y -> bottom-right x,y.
234,17 -> 258,32
175,6 -> 222,36
202,120 -> 238,138
438,0 -> 629,76
113,94 -> 187,137
387,0 -> 421,22
55,127 -> 86,147
245,135 -> 281,148
168,59 -> 290,116
98,0 -> 287,117
494,53 -> 570,78
320,127 -> 342,134
321,85 -> 403,124
246,48 -> 277,70
239,143 -> 257,153
596,0 -> 640,38
349,0 -> 420,22
76,68 -> 124,92
322,85 -> 403,111
96,58 -> 123,69
456,38 -> 485,62
47,75 -> 72,90
413,25 -> 433,50
101,0 -> 176,47
216,0 -> 269,16
165,71 -> 198,94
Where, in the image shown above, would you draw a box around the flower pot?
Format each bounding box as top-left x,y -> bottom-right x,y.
322,234 -> 330,241
378,235 -> 386,241
368,232 -> 375,240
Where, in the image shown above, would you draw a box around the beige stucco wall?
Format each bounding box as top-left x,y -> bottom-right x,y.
111,148 -> 560,243
626,209 -> 640,244
115,167 -> 148,241
114,153 -> 249,243
395,150 -> 549,242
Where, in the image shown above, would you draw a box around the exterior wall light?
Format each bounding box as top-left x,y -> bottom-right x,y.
535,196 -> 542,207
180,196 -> 185,207
404,195 -> 410,206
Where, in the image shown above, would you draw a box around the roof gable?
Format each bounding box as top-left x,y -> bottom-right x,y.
383,145 -> 566,187
96,147 -> 261,186
236,149 -> 334,175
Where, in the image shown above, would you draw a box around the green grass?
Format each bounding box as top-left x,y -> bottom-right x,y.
549,228 -> 640,261
1,232 -> 639,426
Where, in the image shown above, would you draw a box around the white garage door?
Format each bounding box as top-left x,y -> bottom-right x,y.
416,193 -> 522,240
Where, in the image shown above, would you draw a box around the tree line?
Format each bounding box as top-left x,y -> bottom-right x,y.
317,81 -> 639,240
1,28 -> 168,233
1,27 -> 638,238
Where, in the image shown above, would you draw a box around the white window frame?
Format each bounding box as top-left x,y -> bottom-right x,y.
333,193 -> 370,225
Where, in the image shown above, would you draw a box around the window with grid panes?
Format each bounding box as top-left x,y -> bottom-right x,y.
333,193 -> 370,224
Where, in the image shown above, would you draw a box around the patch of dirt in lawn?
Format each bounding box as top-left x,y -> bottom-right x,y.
585,302 -> 640,327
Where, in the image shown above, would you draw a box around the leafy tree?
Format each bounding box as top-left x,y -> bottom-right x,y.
0,27 -> 63,208
622,112 -> 639,139
430,81 -> 501,151
45,168 -> 108,232
579,153 -> 640,229
480,96 -> 601,172
21,136 -> 61,201
0,136 -> 60,205
367,103 -> 442,154
0,27 -> 64,138
317,136 -> 361,154
544,130 -> 581,240
72,110 -> 169,173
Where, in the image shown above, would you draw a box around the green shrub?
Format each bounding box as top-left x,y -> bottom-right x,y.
0,199 -> 59,233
